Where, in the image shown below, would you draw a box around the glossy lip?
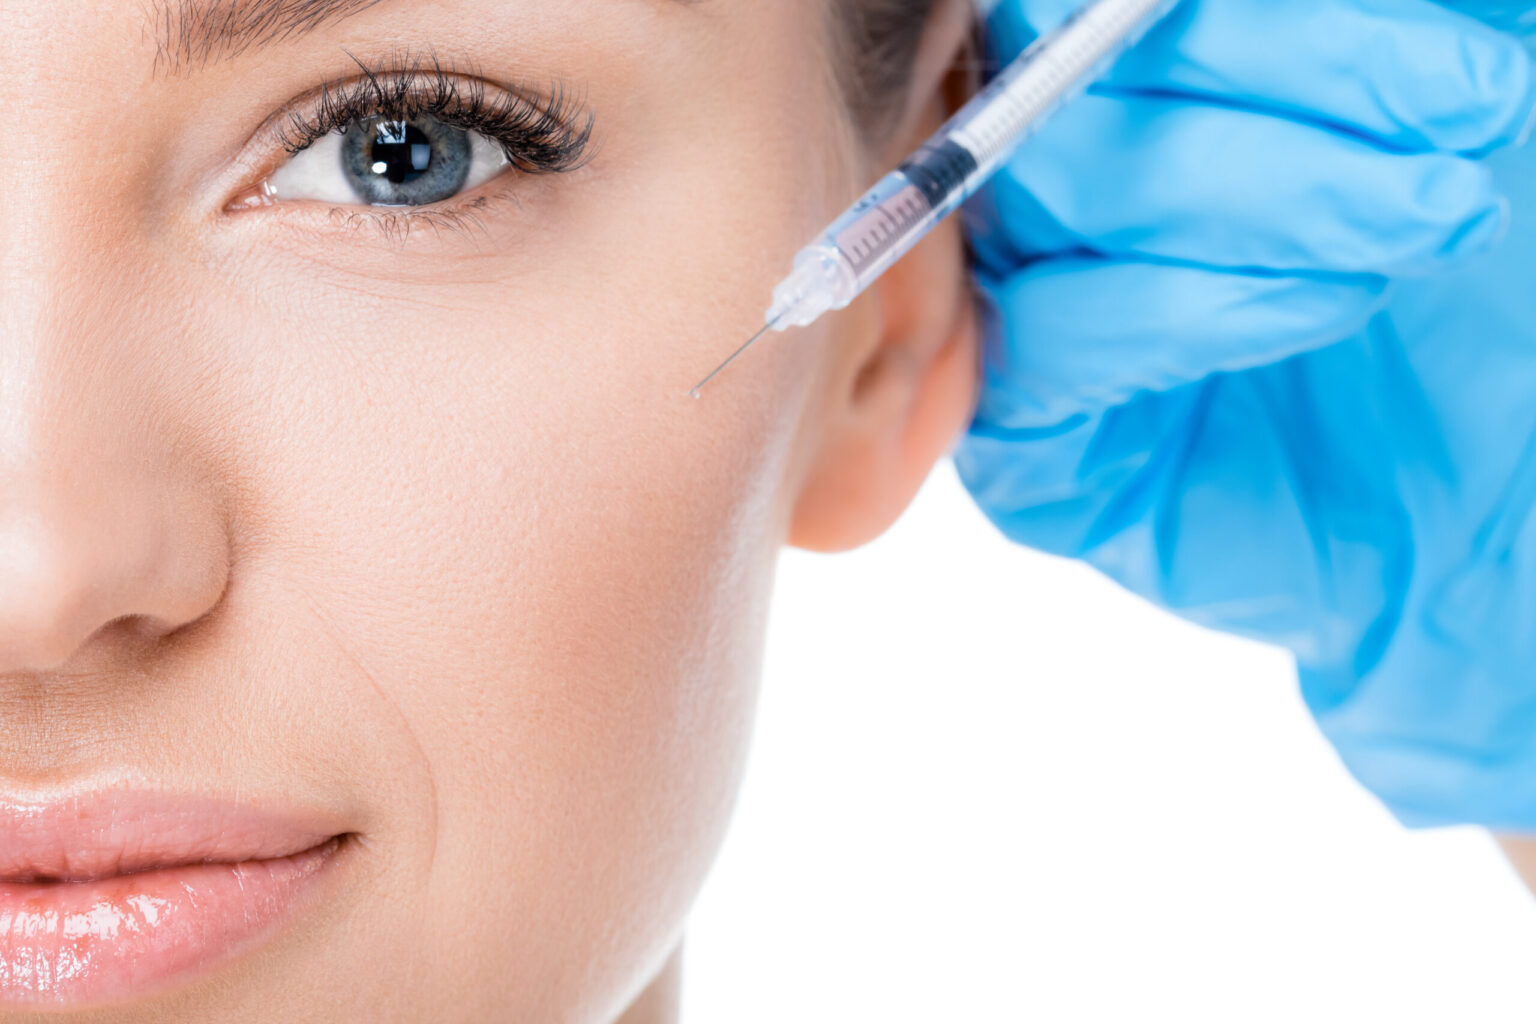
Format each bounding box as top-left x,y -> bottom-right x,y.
0,789 -> 353,1008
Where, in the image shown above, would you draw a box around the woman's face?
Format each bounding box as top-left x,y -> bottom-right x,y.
0,0 -> 974,1020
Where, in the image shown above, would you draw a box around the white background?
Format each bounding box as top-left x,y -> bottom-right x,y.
682,461 -> 1536,1022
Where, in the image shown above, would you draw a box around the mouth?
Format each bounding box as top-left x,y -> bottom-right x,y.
0,789 -> 354,1009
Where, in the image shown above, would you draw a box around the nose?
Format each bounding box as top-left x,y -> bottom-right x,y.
0,19 -> 233,681
0,285 -> 230,677
0,469 -> 230,674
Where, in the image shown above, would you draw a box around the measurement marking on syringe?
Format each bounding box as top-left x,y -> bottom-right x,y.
840,189 -> 930,268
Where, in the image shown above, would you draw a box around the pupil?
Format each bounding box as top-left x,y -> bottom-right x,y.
369,121 -> 433,185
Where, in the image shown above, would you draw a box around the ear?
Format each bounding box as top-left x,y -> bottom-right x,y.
787,2 -> 982,554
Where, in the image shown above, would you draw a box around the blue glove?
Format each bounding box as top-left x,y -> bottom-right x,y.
955,0 -> 1536,829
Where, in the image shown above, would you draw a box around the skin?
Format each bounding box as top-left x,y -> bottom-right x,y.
0,0 -> 978,1021
1495,837 -> 1536,896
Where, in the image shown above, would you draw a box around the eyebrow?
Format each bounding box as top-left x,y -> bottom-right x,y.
147,0 -> 388,75
146,0 -> 702,77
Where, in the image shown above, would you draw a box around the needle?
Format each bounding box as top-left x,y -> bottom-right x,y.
688,315 -> 785,399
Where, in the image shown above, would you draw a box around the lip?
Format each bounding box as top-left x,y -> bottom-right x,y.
0,789 -> 351,1008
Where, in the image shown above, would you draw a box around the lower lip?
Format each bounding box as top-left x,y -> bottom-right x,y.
0,836 -> 346,1008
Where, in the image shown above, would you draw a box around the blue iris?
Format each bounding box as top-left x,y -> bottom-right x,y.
341,116 -> 472,206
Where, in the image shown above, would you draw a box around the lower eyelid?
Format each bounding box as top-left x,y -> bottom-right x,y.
320,185 -> 523,245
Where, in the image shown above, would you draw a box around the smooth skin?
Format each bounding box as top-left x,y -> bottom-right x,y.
0,1 -> 977,1020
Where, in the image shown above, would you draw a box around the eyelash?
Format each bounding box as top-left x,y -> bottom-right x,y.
250,50 -> 595,239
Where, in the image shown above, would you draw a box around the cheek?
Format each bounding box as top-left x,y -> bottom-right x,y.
159,201 -> 832,1017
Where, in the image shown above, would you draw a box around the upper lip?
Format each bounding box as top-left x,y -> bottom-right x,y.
0,788 -> 348,883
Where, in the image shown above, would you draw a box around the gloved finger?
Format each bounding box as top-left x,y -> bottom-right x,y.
971,92 -> 1508,276
990,0 -> 1536,156
970,257 -> 1390,431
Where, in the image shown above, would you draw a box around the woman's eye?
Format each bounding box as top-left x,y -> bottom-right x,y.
267,114 -> 511,207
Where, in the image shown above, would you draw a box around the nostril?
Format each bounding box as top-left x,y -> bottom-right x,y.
108,614 -> 148,636
98,612 -> 178,645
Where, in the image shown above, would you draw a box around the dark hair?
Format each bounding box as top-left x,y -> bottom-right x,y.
835,0 -> 941,142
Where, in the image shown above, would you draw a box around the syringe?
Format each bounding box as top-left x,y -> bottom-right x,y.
689,0 -> 1180,398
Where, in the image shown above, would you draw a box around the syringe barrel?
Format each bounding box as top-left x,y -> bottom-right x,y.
768,0 -> 1176,329
767,163 -> 954,329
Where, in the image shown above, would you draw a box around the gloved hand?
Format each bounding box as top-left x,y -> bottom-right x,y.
954,0 -> 1536,829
